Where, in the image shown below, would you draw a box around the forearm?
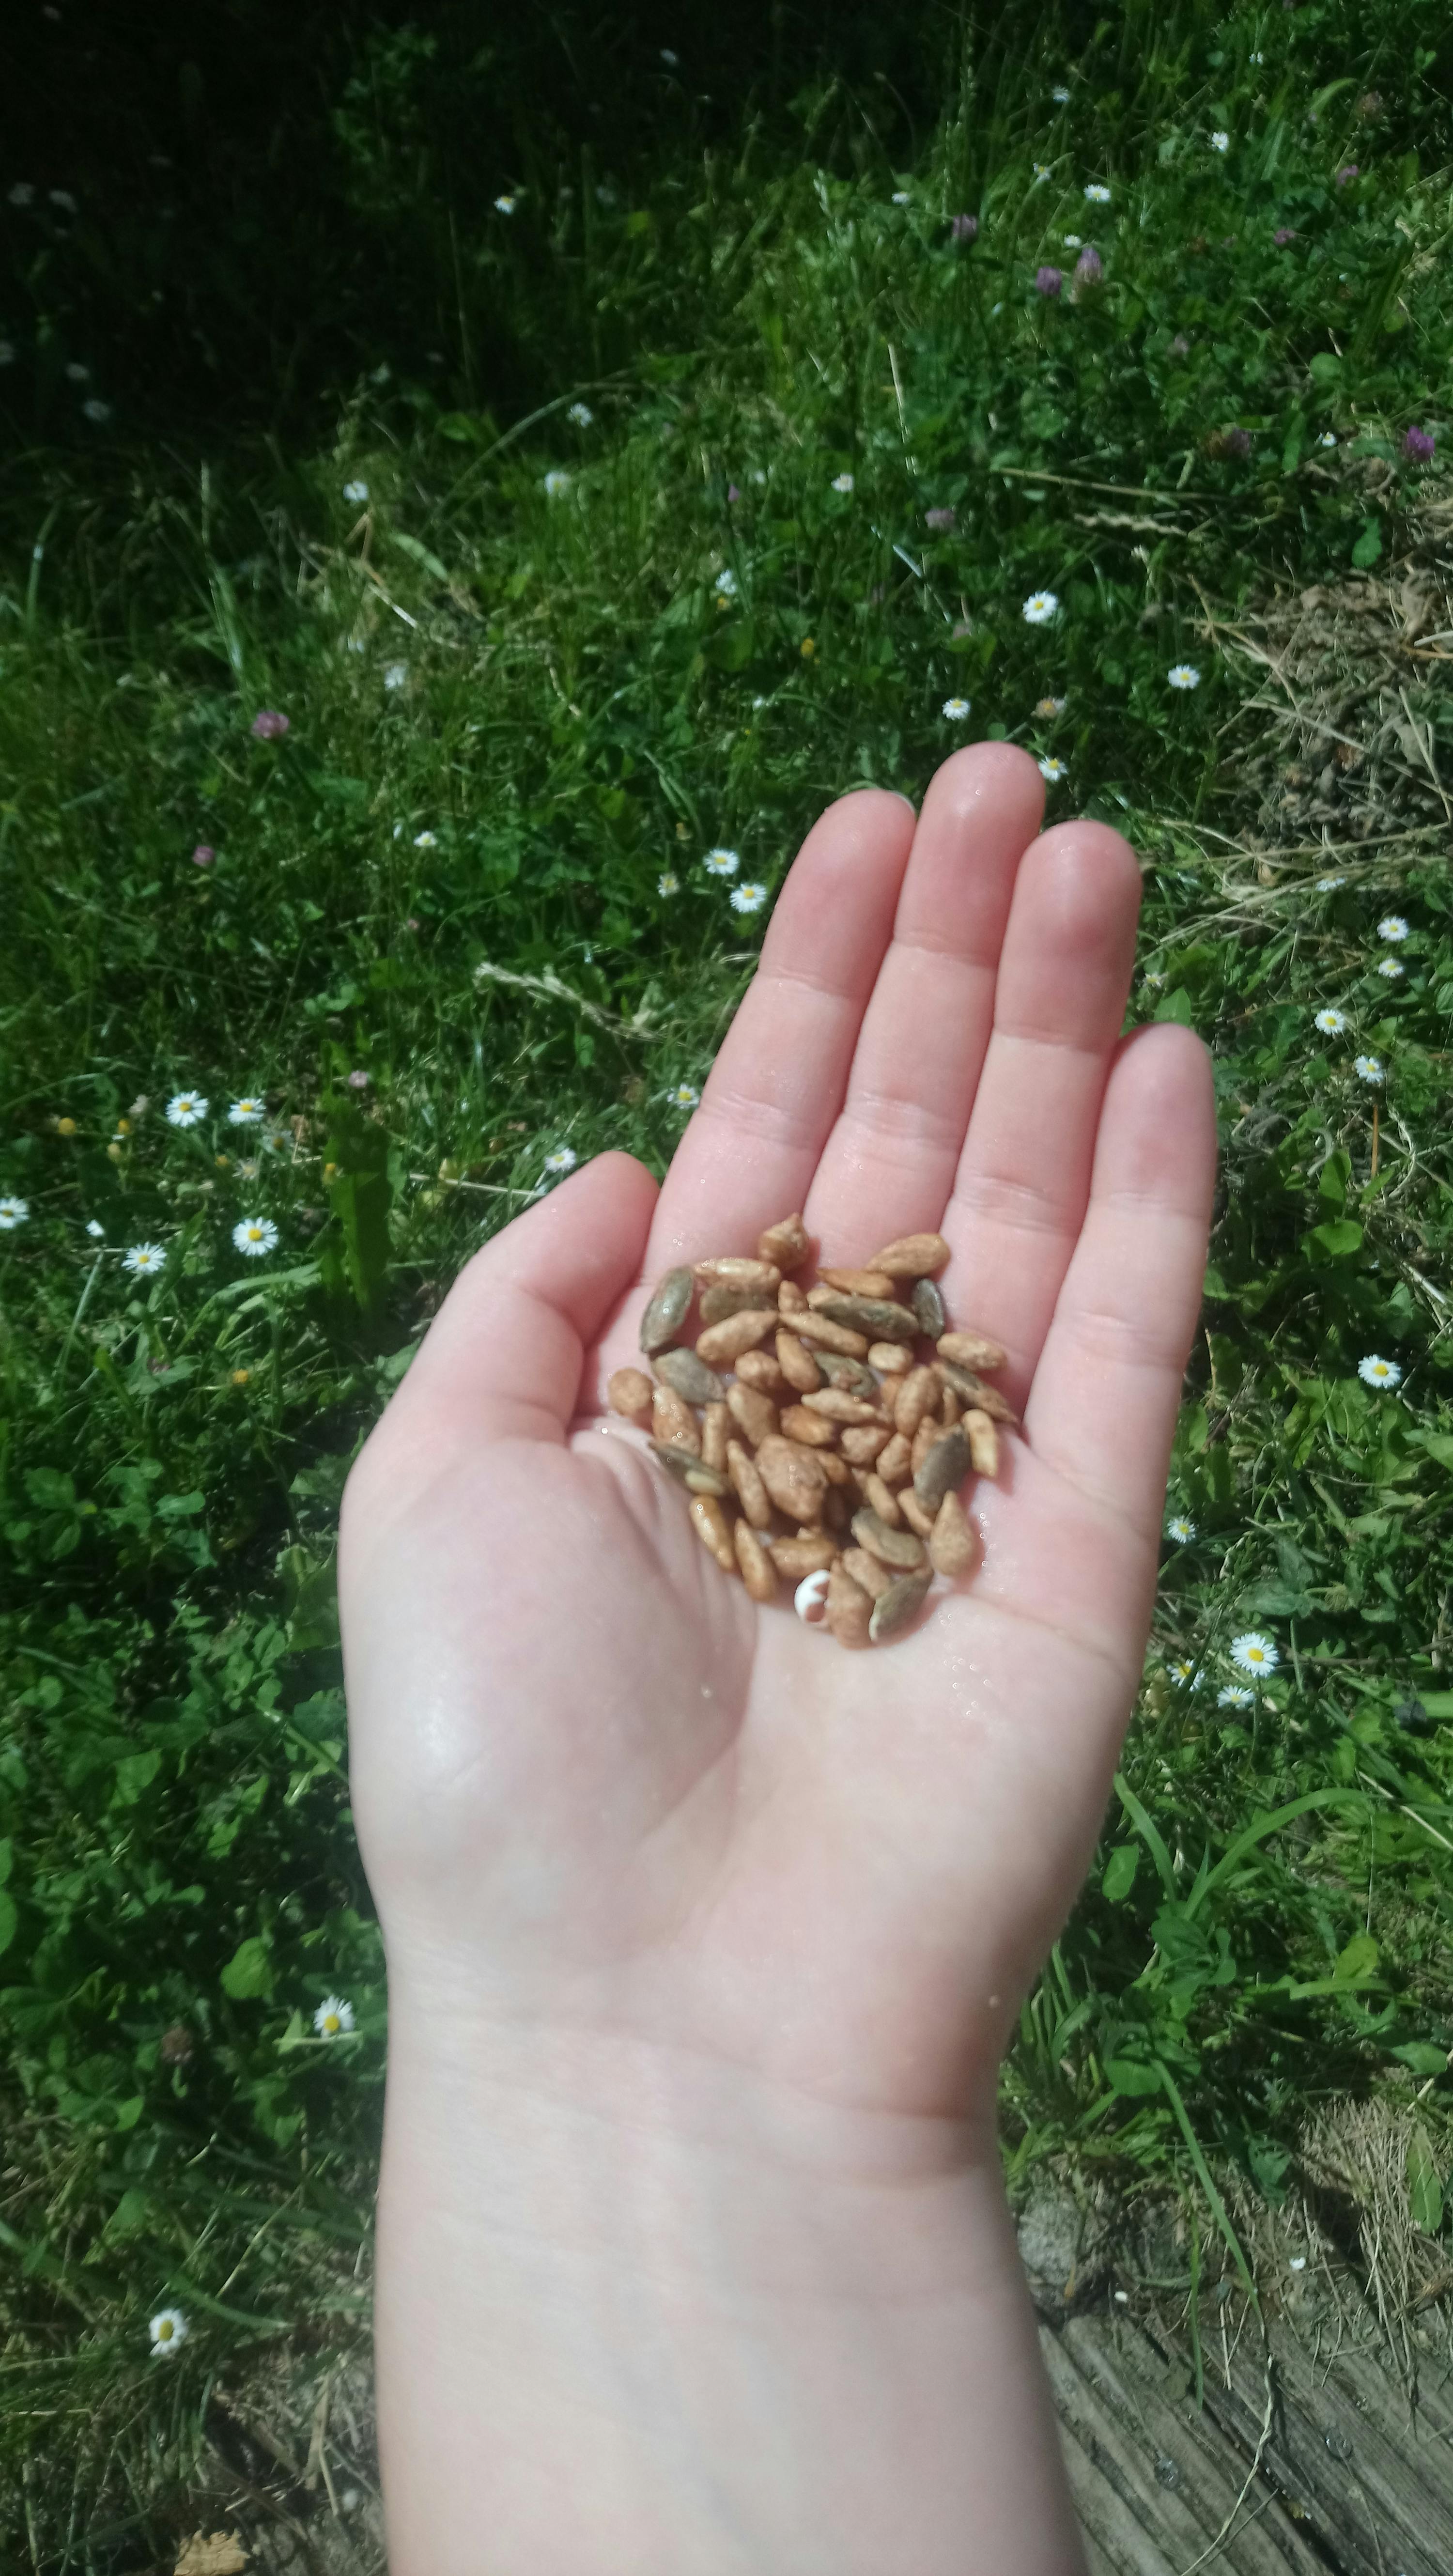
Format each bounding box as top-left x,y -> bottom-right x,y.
374,2001 -> 1085,2576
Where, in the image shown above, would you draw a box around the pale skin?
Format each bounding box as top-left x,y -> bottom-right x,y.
339,743 -> 1217,2574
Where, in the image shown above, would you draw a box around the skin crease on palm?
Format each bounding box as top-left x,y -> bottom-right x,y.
339,741 -> 1217,2565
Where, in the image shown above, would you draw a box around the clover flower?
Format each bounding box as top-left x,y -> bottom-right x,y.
1035,264 -> 1063,298
191,843 -> 215,867
1335,165 -> 1359,186
250,709 -> 289,739
166,1092 -> 208,1127
313,1997 -> 355,2037
1230,1632 -> 1278,1677
1403,427 -> 1436,464
1273,227 -> 1297,246
942,696 -> 972,719
949,213 -> 978,242
1073,246 -> 1103,285
232,1217 -> 279,1258
1023,590 -> 1058,624
1313,1008 -> 1347,1035
1168,663 -> 1200,689
925,506 -> 957,530
149,2309 -> 188,2359
1357,1354 -> 1402,1388
731,883 -> 768,914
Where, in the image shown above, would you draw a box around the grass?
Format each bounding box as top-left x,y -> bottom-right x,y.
4,0 -> 1453,2560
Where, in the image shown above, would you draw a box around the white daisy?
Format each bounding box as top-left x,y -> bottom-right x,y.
1166,1516 -> 1195,1542
1358,1354 -> 1402,1387
542,469 -> 571,497
1084,183 -> 1112,202
831,472 -> 854,493
85,1219 -> 104,1238
1167,1659 -> 1197,1686
313,1996 -> 355,2038
232,1216 -> 278,1258
1052,85 -> 1071,103
1377,959 -> 1404,979
543,1146 -> 578,1174
8,183 -> 34,207
657,871 -> 680,897
413,829 -> 437,848
1354,1055 -> 1384,1084
82,400 -> 112,424
1034,163 -> 1052,180
124,1242 -> 167,1276
703,847 -> 739,876
1230,1632 -> 1279,1677
1218,1686 -> 1254,1709
342,479 -> 369,502
568,402 -> 594,426
1168,663 -> 1200,689
1377,915 -> 1409,941
1142,970 -> 1165,989
668,1083 -> 701,1108
165,1092 -> 208,1127
731,883 -> 769,914
1022,590 -> 1059,624
1210,130 -> 1230,152
149,2308 -> 188,2359
1319,431 -> 1337,448
1062,232 -> 1082,248
50,190 -> 77,213
495,194 -> 517,215
383,662 -> 408,690
1316,874 -> 1345,890
942,695 -> 972,719
1313,1008 -> 1347,1035
0,1196 -> 29,1228
714,568 -> 739,598
1038,755 -> 1068,781
891,190 -> 910,204
228,1097 -> 265,1125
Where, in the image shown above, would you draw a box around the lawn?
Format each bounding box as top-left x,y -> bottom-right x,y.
4,0 -> 1453,2561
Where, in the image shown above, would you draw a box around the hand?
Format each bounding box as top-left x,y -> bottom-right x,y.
340,745 -> 1215,2575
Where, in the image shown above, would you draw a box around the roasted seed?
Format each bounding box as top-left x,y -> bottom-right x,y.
778,1278 -> 808,1315
910,1415 -> 941,1478
964,1409 -> 999,1477
818,1266 -> 897,1299
867,1231 -> 950,1279
839,1421 -> 892,1466
934,1358 -> 983,1403
693,1256 -> 781,1291
735,1347 -> 786,1395
817,1448 -> 851,1487
911,1276 -> 946,1340
869,1569 -> 932,1642
868,1341 -> 913,1376
685,1466 -> 729,1495
689,1493 -> 737,1572
606,1366 -> 654,1419
699,1280 -> 780,1326
898,1487 -> 937,1540
640,1266 -> 694,1355
756,1434 -> 829,1524
701,1401 -> 730,1471
696,1308 -> 779,1366
939,1382 -> 960,1428
650,1440 -> 720,1490
874,1431 -> 912,1485
825,1557 -> 874,1648
800,1387 -> 884,1425
726,1439 -> 773,1530
841,1544 -> 893,1599
937,1327 -> 1008,1373
769,1533 -> 838,1577
914,1424 -> 972,1510
894,1365 -> 940,1439
734,1516 -> 779,1600
813,1294 -> 919,1342
863,1472 -> 901,1526
929,1490 -> 978,1578
757,1212 -> 810,1272
822,1482 -> 850,1529
652,1384 -> 701,1454
965,1382 -> 1018,1426
780,1402 -> 837,1448
850,1507 -> 927,1571
814,1350 -> 881,1399
791,1309 -> 870,1358
653,1346 -> 724,1406
775,1328 -> 822,1392
726,1382 -> 778,1448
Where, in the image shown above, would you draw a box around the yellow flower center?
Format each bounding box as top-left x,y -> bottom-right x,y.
323,2013 -> 340,2034
157,2321 -> 173,2341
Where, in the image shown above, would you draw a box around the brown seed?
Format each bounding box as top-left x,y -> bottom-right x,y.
653,1346 -> 724,1407
800,1387 -> 884,1425
689,1493 -> 737,1572
817,1448 -> 851,1487
726,1382 -> 778,1448
775,1328 -> 822,1392
869,1569 -> 932,1643
937,1328 -> 1008,1373
910,1415 -> 940,1479
693,1256 -> 781,1291
964,1410 -> 1000,1477
701,1401 -> 730,1471
867,1231 -> 951,1279
735,1347 -> 786,1396
915,1424 -> 972,1510
652,1385 -> 701,1454
726,1439 -> 773,1530
841,1545 -> 893,1599
894,1365 -> 940,1440
911,1276 -> 946,1340
868,1341 -> 912,1376
863,1472 -> 901,1527
813,1294 -> 919,1342
699,1280 -> 780,1327
639,1266 -> 694,1355
850,1507 -> 927,1571
684,1466 -> 729,1495
768,1532 -> 838,1577
822,1482 -> 850,1530
780,1403 -> 837,1449
734,1516 -> 779,1600
965,1382 -> 1019,1426
790,1309 -> 869,1358
839,1421 -> 891,1466
757,1212 -> 809,1272
825,1557 -> 874,1649
934,1358 -> 984,1403
606,1366 -> 654,1420
929,1490 -> 978,1579
696,1308 -> 779,1366
817,1266 -> 897,1298
756,1434 -> 829,1525
939,1382 -> 961,1428
875,1431 -> 912,1485
778,1278 -> 808,1315
650,1441 -> 722,1491
898,1488 -> 937,1541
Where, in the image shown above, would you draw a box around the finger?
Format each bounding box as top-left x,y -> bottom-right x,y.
940,822 -> 1144,1406
377,1151 -> 658,1453
643,789 -> 917,1269
803,745 -> 1045,1252
1023,1024 -> 1216,1542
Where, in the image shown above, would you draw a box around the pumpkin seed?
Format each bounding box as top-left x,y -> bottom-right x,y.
653,1346 -> 725,1406
869,1570 -> 932,1642
911,1276 -> 946,1339
639,1266 -> 694,1355
814,1294 -> 919,1342
913,1424 -> 971,1510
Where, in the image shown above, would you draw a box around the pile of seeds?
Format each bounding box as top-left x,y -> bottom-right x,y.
605,1214 -> 1014,1649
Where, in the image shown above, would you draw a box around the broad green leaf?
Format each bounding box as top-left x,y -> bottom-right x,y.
1102,1845 -> 1141,1902
1407,2129 -> 1444,2235
220,1934 -> 274,2000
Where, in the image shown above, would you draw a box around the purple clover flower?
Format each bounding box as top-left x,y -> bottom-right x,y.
925,506 -> 956,531
726,482 -> 741,502
250,709 -> 289,739
1224,427 -> 1252,457
1170,333 -> 1191,357
1273,227 -> 1297,246
1073,245 -> 1103,286
1403,426 -> 1436,464
191,843 -> 215,867
346,1068 -> 371,1090
949,213 -> 978,242
1336,164 -> 1359,186
1035,264 -> 1063,298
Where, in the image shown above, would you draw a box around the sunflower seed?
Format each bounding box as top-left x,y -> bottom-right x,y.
639,1266 -> 694,1355
813,1294 -> 920,1342
850,1507 -> 927,1570
914,1424 -> 971,1510
653,1346 -> 724,1406
868,1569 -> 932,1642
911,1276 -> 946,1339
650,1441 -> 725,1494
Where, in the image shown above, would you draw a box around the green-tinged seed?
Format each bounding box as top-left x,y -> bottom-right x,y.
851,1507 -> 927,1570
869,1570 -> 932,1642
640,1266 -> 694,1355
651,1441 -> 725,1494
914,1424 -> 972,1510
912,1276 -> 946,1339
699,1281 -> 780,1326
816,1351 -> 881,1398
815,1294 -> 919,1342
684,1465 -> 729,1495
935,1358 -> 984,1403
653,1346 -> 725,1406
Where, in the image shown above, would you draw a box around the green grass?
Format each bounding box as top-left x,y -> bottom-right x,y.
5,1 -> 1453,2560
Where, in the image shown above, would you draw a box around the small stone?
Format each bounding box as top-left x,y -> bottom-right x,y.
640,1266 -> 694,1355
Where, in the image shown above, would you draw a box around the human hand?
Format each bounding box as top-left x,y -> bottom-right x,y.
340,744 -> 1215,2573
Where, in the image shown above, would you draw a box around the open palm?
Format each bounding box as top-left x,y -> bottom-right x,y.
340,743 -> 1215,2148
